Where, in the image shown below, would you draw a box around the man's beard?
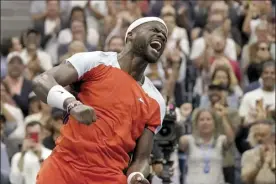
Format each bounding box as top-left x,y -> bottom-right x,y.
132,37 -> 148,57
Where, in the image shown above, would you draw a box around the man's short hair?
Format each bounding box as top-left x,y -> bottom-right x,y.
262,60 -> 275,72
26,121 -> 42,130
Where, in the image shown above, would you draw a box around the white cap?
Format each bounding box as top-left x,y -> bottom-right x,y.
125,17 -> 168,43
6,51 -> 23,64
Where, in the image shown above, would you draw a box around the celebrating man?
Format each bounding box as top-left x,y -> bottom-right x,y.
33,17 -> 168,184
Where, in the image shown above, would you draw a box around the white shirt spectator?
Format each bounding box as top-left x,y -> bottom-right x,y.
58,28 -> 99,46
190,37 -> 237,61
9,147 -> 51,184
70,0 -> 108,31
20,49 -> 53,71
239,88 -> 275,123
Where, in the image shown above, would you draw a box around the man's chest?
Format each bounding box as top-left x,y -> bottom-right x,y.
76,70 -> 156,123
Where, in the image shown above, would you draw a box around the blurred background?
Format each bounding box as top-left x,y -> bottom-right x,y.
0,0 -> 275,184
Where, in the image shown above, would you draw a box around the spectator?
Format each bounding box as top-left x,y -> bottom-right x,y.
241,120 -> 275,184
59,40 -> 87,64
1,37 -> 23,80
34,0 -> 63,65
105,36 -> 124,53
1,81 -> 25,158
3,52 -> 32,117
203,27 -> 241,80
239,61 -> 275,125
200,78 -> 240,109
9,121 -> 52,184
190,15 -> 237,62
211,65 -> 243,98
179,108 -> 235,184
58,6 -> 99,47
20,28 -> 53,80
246,41 -> 272,83
1,114 -> 10,184
241,22 -> 271,71
30,0 -> 71,23
58,20 -> 96,60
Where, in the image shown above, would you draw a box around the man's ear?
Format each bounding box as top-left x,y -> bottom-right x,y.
126,32 -> 134,43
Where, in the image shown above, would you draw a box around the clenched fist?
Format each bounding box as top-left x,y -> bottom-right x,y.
69,103 -> 97,125
130,174 -> 150,184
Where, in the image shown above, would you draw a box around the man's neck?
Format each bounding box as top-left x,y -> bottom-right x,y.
262,86 -> 275,92
47,15 -> 58,21
117,48 -> 148,82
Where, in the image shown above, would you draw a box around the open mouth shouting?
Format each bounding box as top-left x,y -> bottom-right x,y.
149,39 -> 163,55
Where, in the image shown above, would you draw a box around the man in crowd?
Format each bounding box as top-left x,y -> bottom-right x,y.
33,17 -> 168,184
241,120 -> 275,184
239,61 -> 275,125
9,121 -> 52,184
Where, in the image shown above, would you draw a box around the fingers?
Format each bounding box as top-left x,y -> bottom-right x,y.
137,178 -> 150,184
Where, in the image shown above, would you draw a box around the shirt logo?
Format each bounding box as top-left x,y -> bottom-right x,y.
138,98 -> 144,104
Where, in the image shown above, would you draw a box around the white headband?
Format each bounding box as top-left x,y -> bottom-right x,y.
125,17 -> 168,43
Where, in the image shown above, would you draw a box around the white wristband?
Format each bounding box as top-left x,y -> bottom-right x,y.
127,172 -> 144,184
46,85 -> 75,110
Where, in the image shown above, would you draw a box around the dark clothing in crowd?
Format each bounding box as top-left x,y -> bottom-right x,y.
13,79 -> 32,117
235,127 -> 251,154
43,136 -> 56,150
244,81 -> 261,94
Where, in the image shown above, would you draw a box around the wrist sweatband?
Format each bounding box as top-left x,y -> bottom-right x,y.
47,85 -> 75,110
127,172 -> 144,184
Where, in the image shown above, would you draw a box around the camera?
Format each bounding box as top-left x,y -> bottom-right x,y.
155,104 -> 177,148
153,103 -> 178,184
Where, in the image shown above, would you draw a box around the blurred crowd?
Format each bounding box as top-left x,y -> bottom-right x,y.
0,0 -> 275,184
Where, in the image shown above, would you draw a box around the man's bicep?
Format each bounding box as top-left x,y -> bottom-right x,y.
133,129 -> 154,160
46,63 -> 79,87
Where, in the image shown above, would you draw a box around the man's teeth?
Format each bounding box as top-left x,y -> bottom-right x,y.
150,41 -> 162,51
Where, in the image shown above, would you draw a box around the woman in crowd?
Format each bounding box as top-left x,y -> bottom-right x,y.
179,108 -> 235,184
246,41 -> 273,83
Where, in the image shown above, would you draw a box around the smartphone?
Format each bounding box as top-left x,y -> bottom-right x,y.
30,132 -> 39,143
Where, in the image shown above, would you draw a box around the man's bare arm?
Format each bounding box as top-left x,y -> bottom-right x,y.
127,128 -> 154,178
32,63 -> 78,108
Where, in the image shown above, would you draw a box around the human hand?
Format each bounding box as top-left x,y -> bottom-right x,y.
69,103 -> 97,125
130,174 -> 150,184
28,58 -> 41,73
214,103 -> 228,117
180,103 -> 193,118
260,144 -> 273,164
21,139 -> 35,152
152,163 -> 163,177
